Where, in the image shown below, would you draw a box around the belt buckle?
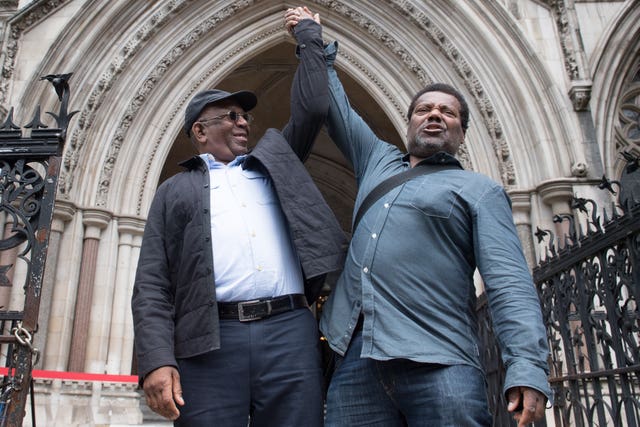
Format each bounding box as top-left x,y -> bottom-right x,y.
238,299 -> 272,322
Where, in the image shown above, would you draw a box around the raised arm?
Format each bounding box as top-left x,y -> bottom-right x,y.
323,41 -> 397,182
281,7 -> 327,162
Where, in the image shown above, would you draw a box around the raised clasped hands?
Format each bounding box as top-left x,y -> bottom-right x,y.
284,6 -> 320,35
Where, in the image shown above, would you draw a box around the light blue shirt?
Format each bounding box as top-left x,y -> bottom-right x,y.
201,153 -> 304,302
319,42 -> 552,400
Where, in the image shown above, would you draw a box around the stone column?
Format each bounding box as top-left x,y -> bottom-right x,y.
43,210 -> 83,371
68,208 -> 111,372
106,217 -> 145,375
508,190 -> 536,269
33,200 -> 76,368
121,232 -> 143,374
538,180 -> 574,249
84,220 -> 118,374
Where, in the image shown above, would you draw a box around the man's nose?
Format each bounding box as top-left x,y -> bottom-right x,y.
426,110 -> 442,121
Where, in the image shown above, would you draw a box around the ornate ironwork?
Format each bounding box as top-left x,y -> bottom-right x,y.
477,154 -> 640,426
532,153 -> 640,427
0,73 -> 76,426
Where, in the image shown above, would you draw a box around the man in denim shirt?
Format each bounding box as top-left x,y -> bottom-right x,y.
285,13 -> 551,427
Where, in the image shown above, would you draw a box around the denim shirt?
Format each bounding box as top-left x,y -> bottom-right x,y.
319,42 -> 552,400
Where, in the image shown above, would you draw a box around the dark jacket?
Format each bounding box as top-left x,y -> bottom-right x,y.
131,20 -> 347,381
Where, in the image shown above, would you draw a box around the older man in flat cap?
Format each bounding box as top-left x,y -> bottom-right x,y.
132,7 -> 345,426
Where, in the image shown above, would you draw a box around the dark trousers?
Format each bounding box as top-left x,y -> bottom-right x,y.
175,308 -> 324,427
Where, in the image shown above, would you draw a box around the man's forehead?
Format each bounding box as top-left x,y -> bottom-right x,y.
415,91 -> 460,108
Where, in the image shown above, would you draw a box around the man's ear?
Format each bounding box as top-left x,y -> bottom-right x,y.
192,123 -> 206,143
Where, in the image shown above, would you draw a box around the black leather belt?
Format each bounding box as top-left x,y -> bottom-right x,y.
217,294 -> 308,322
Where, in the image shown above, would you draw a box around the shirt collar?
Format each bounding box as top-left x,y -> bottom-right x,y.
401,151 -> 463,168
199,153 -> 247,170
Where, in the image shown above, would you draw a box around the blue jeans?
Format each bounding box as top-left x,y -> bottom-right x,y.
325,331 -> 492,427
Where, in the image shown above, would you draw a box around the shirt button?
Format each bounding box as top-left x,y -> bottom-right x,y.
371,233 -> 377,239
363,267 -> 369,273
384,203 -> 390,208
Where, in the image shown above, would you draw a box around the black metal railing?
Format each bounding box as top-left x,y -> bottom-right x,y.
533,167 -> 640,427
0,74 -> 75,427
479,155 -> 640,426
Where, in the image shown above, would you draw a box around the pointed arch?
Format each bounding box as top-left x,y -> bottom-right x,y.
12,0 -> 583,218
591,1 -> 640,178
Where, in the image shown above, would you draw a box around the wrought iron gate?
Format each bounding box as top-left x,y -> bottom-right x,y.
532,159 -> 640,427
480,155 -> 640,426
0,74 -> 75,426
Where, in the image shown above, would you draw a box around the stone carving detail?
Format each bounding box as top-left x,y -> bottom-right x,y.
60,0 -> 196,198
387,0 -> 515,184
0,0 -> 69,109
41,0 -> 519,207
65,1 -> 259,204
315,1 -> 480,172
314,0 -> 515,184
547,0 -> 592,111
616,66 -> 640,157
133,27 -> 277,213
569,83 -> 591,112
553,0 -> 581,81
127,3 -> 270,213
570,161 -> 587,177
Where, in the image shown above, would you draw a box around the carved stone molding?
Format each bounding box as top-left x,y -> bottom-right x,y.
508,190 -> 533,225
61,0 -> 517,212
81,208 -> 111,240
318,0 -> 513,184
0,0 -> 69,109
548,0 -> 592,111
569,80 -> 592,112
116,216 -> 145,237
132,0 -> 264,215
0,1 -> 18,13
537,179 -> 574,215
59,0 -> 193,199
329,0 -> 514,184
615,64 -> 640,161
53,0 -> 257,207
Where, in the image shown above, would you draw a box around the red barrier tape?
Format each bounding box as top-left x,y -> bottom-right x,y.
0,367 -> 138,383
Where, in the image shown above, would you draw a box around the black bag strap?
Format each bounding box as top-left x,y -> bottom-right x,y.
352,163 -> 458,233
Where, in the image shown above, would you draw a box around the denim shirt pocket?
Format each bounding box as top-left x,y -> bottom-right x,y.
409,182 -> 456,218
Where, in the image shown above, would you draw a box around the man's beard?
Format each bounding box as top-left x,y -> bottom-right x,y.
408,134 -> 443,158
